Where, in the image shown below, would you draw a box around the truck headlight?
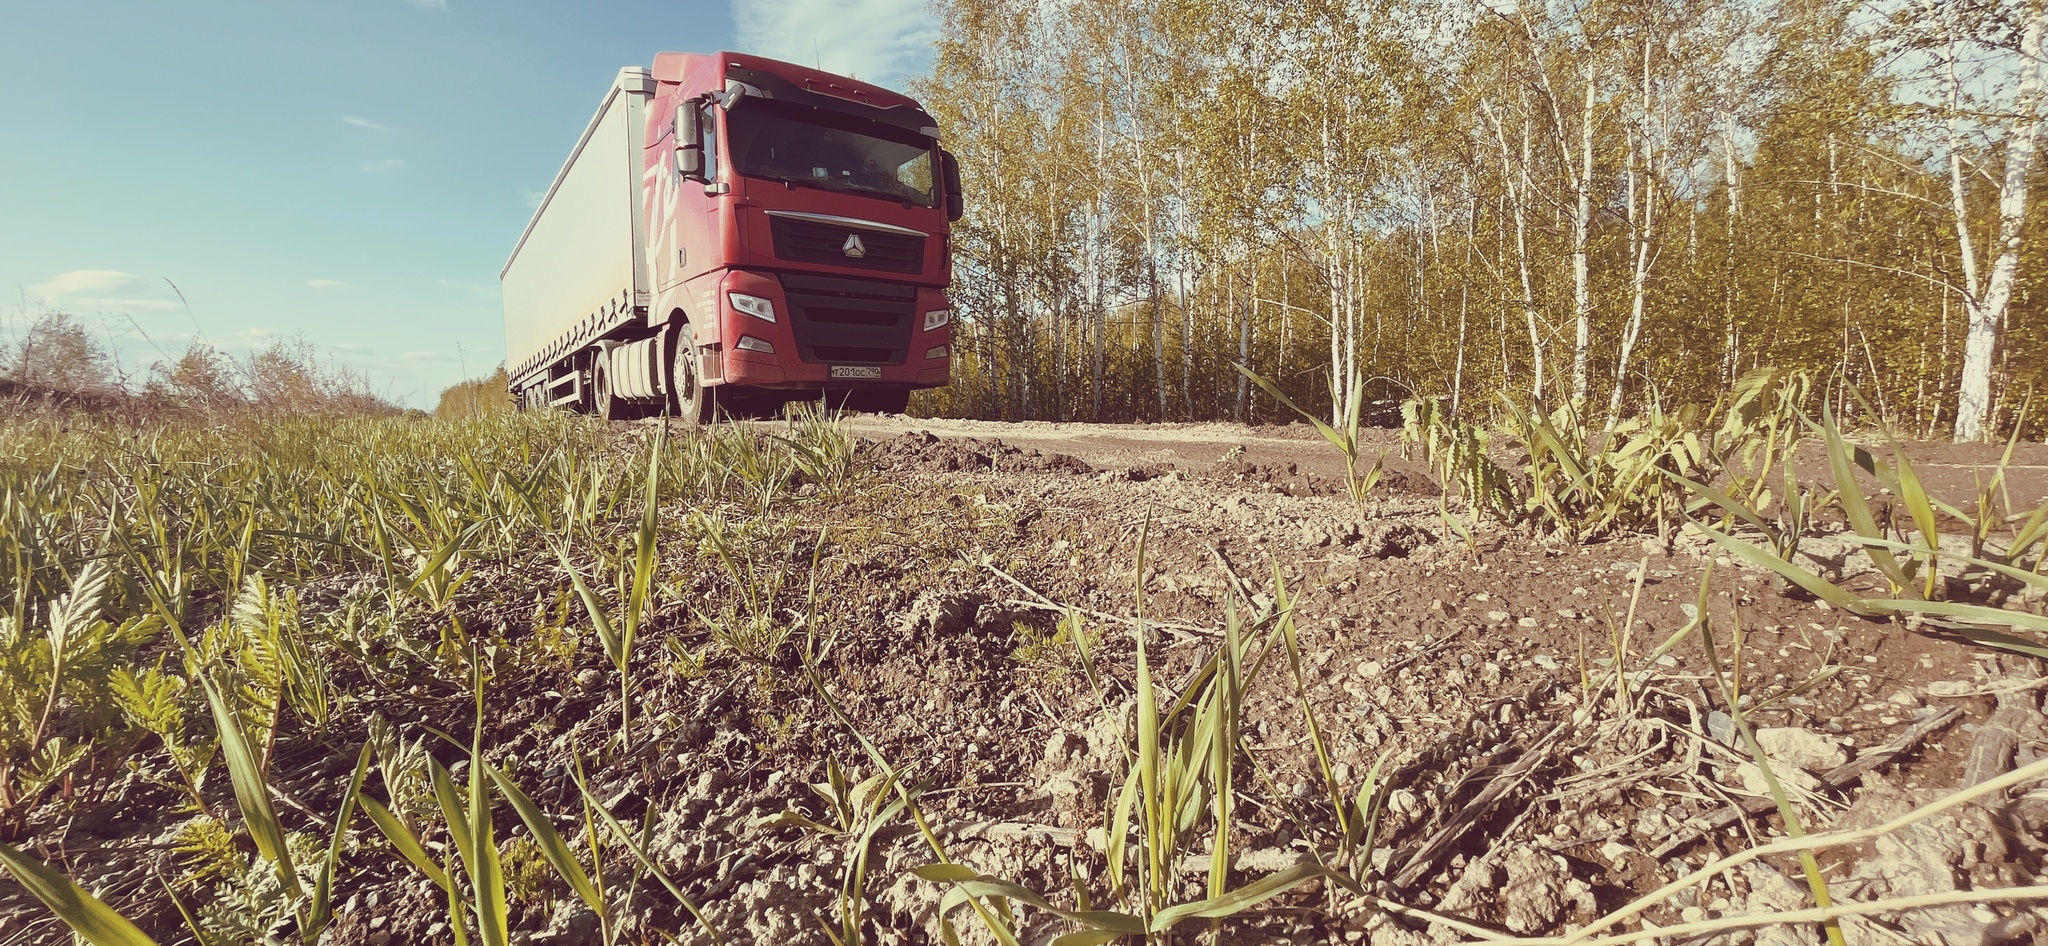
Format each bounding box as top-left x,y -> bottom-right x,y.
926,345 -> 949,359
736,336 -> 775,354
730,292 -> 776,323
923,309 -> 951,331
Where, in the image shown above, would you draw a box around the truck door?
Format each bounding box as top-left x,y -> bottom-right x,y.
660,98 -> 721,295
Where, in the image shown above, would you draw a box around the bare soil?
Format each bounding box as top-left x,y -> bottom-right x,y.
4,417 -> 2043,946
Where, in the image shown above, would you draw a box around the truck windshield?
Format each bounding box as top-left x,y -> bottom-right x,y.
727,100 -> 936,207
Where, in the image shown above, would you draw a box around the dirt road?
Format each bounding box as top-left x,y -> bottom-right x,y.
837,415 -> 1371,479
837,413 -> 2048,509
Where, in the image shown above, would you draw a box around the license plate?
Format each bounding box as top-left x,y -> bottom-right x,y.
830,366 -> 882,379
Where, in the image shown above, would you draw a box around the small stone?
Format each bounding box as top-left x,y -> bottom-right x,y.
1734,762 -> 1821,795
1532,655 -> 1562,671
1706,712 -> 1737,746
1518,616 -> 1539,628
1755,728 -> 1847,772
1487,611 -> 1511,623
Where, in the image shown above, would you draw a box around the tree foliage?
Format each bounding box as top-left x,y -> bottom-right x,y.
434,367 -> 512,420
913,0 -> 2048,437
5,311 -> 114,395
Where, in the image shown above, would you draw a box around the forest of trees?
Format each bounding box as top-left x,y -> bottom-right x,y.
908,0 -> 2048,439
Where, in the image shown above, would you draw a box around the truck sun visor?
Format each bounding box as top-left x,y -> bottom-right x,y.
723,64 -> 937,135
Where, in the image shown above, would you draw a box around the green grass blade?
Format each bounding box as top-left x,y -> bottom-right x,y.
1811,408 -> 1908,591
429,757 -> 475,869
1853,537 -> 2048,595
1864,599 -> 2048,637
1148,861 -> 1345,931
1274,567 -> 1345,842
1663,470 -> 1776,536
0,843 -> 159,946
200,675 -> 301,899
558,547 -> 623,668
359,794 -> 453,890
466,751 -> 508,945
572,752 -> 724,945
1684,519 -> 1883,615
1234,364 -> 1341,446
914,865 -> 1146,934
400,520 -> 486,600
484,762 -> 604,912
309,743 -> 375,939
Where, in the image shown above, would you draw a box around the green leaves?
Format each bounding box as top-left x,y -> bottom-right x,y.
484,762 -> 605,914
200,674 -> 300,900
1235,364 -> 1385,516
0,842 -> 159,946
308,743 -> 374,939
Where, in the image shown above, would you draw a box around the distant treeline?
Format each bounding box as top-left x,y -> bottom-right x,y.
2,309 -> 398,418
909,0 -> 2048,439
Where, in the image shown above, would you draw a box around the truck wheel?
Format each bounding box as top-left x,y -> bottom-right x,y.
669,332 -> 715,426
591,350 -> 634,421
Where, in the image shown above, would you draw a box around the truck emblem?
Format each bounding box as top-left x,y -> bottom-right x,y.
842,234 -> 866,258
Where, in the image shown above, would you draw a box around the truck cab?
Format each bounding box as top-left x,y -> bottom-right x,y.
502,52 -> 958,422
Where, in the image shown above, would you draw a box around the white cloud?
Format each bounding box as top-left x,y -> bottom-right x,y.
343,115 -> 387,130
521,189 -> 545,209
32,269 -> 139,298
307,279 -> 346,290
732,0 -> 937,84
28,269 -> 183,312
363,158 -> 406,172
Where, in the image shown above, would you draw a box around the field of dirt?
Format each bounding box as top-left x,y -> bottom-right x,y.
2,413 -> 2044,946
821,420 -> 2048,944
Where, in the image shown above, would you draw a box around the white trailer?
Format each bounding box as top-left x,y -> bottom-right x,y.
500,68 -> 654,409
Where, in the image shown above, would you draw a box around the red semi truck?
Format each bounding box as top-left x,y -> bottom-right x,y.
501,52 -> 958,421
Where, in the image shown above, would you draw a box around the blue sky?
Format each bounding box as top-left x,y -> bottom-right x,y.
0,0 -> 935,407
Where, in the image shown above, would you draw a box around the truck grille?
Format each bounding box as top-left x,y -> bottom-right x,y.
780,273 -> 916,365
770,216 -> 924,274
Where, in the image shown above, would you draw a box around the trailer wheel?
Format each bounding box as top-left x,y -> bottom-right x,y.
668,330 -> 715,426
591,349 -> 634,421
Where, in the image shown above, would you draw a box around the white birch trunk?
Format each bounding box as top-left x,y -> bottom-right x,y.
1571,76 -> 1596,405
1956,6 -> 2045,440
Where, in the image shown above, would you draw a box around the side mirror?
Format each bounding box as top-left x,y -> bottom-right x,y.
676,103 -> 705,180
940,150 -> 963,222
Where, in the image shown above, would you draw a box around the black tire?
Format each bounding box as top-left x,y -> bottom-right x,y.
668,330 -> 715,426
591,349 -> 633,421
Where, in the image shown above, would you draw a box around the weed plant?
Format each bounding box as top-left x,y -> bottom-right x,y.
0,408 -> 857,942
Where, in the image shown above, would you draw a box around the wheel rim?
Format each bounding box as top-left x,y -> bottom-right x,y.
673,336 -> 704,421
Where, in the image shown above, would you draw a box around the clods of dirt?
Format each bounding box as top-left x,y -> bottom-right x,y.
865,430 -> 1094,475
